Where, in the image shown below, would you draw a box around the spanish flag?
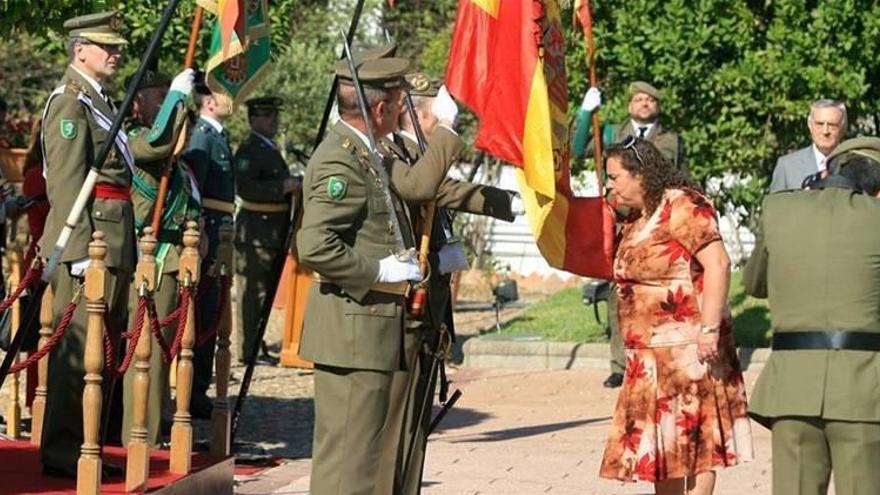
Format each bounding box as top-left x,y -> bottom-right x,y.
446,0 -> 614,278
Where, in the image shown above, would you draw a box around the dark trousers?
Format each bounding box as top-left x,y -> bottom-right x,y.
234,244 -> 281,360
193,211 -> 229,399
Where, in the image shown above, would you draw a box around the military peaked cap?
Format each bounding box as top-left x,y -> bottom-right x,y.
335,57 -> 412,89
406,72 -> 441,97
629,81 -> 661,101
827,137 -> 880,171
353,43 -> 398,63
126,70 -> 171,92
245,96 -> 283,111
64,11 -> 128,45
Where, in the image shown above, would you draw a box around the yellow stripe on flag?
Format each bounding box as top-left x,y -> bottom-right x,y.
521,64 -> 557,200
516,169 -> 569,269
196,0 -> 218,15
470,0 -> 500,17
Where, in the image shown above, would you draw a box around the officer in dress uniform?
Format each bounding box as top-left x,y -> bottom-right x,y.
296,57 -> 464,495
38,11 -> 134,477
233,96 -> 296,365
183,88 -> 235,418
744,137 -> 880,495
121,69 -> 200,446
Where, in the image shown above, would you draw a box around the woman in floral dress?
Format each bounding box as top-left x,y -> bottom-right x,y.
599,137 -> 753,494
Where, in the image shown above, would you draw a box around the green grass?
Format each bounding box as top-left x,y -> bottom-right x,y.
498,270 -> 772,346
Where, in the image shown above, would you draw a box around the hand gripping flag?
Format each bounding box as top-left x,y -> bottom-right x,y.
446,0 -> 614,278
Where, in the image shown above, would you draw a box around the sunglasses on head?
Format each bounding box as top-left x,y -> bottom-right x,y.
621,135 -> 645,167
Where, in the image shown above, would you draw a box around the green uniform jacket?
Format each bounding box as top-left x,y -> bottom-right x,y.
743,187 -> 880,428
574,112 -> 687,173
297,121 -> 463,371
234,132 -> 291,249
39,67 -> 135,271
185,117 -> 235,205
127,104 -> 198,273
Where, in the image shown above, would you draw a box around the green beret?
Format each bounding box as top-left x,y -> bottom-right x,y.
629,81 -> 661,101
406,73 -> 441,97
246,96 -> 283,111
335,57 -> 412,89
827,137 -> 880,171
64,11 -> 128,45
353,43 -> 398,63
126,70 -> 171,92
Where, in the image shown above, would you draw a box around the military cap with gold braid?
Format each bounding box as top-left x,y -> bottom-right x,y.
406,72 -> 442,97
629,80 -> 661,101
64,10 -> 128,45
245,96 -> 283,111
827,137 -> 880,172
125,70 -> 171,92
334,57 -> 412,89
353,43 -> 398,63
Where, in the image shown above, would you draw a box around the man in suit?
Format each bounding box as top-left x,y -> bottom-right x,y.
744,137 -> 880,495
38,11 -> 135,477
234,96 -> 295,365
376,72 -> 520,494
183,88 -> 235,418
769,99 -> 847,192
572,81 -> 688,388
297,57 -> 464,495
122,69 -> 199,446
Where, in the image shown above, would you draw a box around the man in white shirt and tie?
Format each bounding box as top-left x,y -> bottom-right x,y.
770,99 -> 847,192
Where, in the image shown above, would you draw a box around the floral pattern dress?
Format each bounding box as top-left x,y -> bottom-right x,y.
599,188 -> 754,483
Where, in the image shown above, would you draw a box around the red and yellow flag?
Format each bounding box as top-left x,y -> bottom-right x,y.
446,0 -> 614,278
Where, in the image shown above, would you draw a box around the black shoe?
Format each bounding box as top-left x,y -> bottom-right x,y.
191,394 -> 214,419
102,462 -> 125,478
603,372 -> 624,388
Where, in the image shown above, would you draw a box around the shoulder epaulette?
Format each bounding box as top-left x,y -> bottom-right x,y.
63,80 -> 86,96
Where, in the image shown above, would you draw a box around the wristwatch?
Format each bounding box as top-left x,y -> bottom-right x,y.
700,324 -> 720,335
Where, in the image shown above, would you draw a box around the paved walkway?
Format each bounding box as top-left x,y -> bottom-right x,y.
234,367 -> 774,495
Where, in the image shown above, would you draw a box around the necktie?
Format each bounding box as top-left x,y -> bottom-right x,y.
638,126 -> 648,138
100,88 -> 117,113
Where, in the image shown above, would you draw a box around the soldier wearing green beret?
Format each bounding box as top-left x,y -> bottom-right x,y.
297,57 -> 464,495
233,96 -> 295,365
183,87 -> 236,418
121,68 -> 200,446
38,10 -> 133,478
377,72 -> 520,494
571,80 -> 688,390
744,137 -> 880,495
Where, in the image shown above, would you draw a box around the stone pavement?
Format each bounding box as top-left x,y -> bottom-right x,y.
234,366 -> 774,495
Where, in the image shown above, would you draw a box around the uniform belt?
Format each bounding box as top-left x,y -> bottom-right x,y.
92,183 -> 131,200
235,196 -> 290,213
313,273 -> 410,297
202,197 -> 235,214
772,331 -> 880,351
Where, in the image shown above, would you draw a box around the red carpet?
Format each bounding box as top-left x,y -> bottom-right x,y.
0,439 -> 255,494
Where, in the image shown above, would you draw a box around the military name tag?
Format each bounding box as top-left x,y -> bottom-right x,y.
60,119 -> 78,140
327,176 -> 348,201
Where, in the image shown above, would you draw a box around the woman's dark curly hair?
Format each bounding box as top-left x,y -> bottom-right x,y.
604,137 -> 699,215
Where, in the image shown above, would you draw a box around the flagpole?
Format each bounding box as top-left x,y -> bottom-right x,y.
149,6 -> 204,236
579,0 -> 603,193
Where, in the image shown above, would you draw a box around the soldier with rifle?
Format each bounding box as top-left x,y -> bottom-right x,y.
121,69 -> 200,447
296,50 -> 464,494
38,11 -> 135,478
380,72 -> 522,494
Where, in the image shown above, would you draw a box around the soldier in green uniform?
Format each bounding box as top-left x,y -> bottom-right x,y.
572,81 -> 688,389
121,69 -> 200,446
297,57 -> 465,495
183,88 -> 235,418
38,11 -> 134,477
744,137 -> 880,495
234,96 -> 295,365
380,73 -> 520,494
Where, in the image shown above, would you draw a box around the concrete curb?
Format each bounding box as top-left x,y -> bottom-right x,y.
462,338 -> 771,371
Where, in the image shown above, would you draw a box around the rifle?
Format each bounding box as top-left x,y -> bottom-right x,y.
0,0 -> 186,392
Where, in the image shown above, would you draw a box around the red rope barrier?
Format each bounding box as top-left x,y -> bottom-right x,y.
168,285 -> 192,360
197,275 -> 230,347
103,295 -> 148,378
8,298 -> 77,374
147,298 -> 172,362
0,262 -> 44,314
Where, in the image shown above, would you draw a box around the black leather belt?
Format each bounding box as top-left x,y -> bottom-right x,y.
772,331 -> 880,351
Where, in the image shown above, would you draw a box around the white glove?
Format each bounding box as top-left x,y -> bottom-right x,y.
170,68 -> 195,96
376,254 -> 422,283
432,85 -> 459,127
69,257 -> 91,277
580,87 -> 602,112
510,192 -> 525,216
438,242 -> 470,274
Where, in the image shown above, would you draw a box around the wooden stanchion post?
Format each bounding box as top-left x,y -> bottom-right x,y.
170,221 -> 200,474
78,232 -> 108,495
126,228 -> 157,492
5,247 -> 23,438
30,284 -> 54,446
210,219 -> 234,456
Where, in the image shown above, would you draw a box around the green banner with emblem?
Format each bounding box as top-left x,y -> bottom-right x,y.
205,0 -> 271,105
